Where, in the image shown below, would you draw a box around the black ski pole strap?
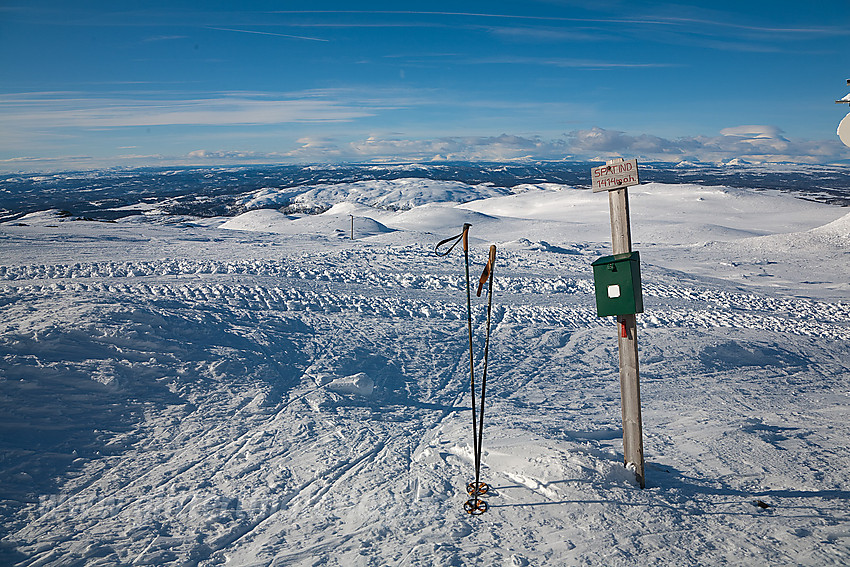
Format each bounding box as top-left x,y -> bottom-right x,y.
434,223 -> 471,257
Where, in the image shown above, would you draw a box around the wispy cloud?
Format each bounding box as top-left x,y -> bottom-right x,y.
0,155 -> 95,166
485,26 -> 603,43
205,26 -> 328,42
261,8 -> 846,56
0,92 -> 375,130
565,126 -> 847,164
187,149 -> 286,160
465,56 -> 679,69
652,14 -> 849,37
265,127 -> 850,165
141,35 -> 189,43
0,154 -> 171,172
182,134 -> 569,164
6,125 -> 849,172
267,9 -> 847,36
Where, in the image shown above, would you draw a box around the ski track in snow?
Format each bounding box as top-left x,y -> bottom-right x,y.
2,256 -> 848,340
0,191 -> 849,566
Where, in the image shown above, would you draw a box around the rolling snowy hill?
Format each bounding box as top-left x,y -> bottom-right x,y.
1,176 -> 849,566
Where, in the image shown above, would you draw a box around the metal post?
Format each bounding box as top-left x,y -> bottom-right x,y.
350,214 -> 354,240
608,185 -> 645,488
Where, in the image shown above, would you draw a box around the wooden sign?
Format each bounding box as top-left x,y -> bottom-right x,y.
591,158 -> 639,192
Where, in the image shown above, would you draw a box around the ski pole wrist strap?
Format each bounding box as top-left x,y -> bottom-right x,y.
434,223 -> 472,257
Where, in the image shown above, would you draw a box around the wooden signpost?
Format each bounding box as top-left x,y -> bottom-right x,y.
591,157 -> 645,488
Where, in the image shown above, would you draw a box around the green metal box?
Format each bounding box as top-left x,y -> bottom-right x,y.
591,251 -> 644,317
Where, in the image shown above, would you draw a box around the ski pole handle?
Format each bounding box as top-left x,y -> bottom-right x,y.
476,244 -> 496,297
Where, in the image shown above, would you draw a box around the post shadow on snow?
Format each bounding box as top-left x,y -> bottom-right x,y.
488,462 -> 850,520
646,464 -> 850,519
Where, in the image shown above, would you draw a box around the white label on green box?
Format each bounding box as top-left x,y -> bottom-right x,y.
608,284 -> 621,298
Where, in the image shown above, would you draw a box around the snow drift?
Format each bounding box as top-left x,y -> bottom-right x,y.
0,175 -> 848,566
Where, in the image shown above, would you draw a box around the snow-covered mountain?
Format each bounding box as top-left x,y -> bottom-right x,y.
3,161 -> 850,223
1,170 -> 849,566
240,178 -> 513,213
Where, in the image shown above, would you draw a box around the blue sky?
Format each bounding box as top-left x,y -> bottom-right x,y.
2,1 -> 850,170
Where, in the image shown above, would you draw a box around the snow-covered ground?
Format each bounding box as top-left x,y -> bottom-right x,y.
1,179 -> 849,566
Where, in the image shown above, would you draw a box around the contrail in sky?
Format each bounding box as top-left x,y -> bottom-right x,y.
206,26 -> 328,42
266,10 -> 838,35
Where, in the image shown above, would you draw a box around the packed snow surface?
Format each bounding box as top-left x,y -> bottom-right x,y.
0,176 -> 849,566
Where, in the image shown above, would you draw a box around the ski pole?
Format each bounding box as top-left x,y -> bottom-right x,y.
474,245 -> 496,490
435,226 -> 493,516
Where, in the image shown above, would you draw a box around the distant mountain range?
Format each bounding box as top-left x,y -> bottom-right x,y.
1,161 -> 848,223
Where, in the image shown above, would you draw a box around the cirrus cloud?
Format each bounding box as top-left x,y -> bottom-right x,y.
0,91 -> 377,130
